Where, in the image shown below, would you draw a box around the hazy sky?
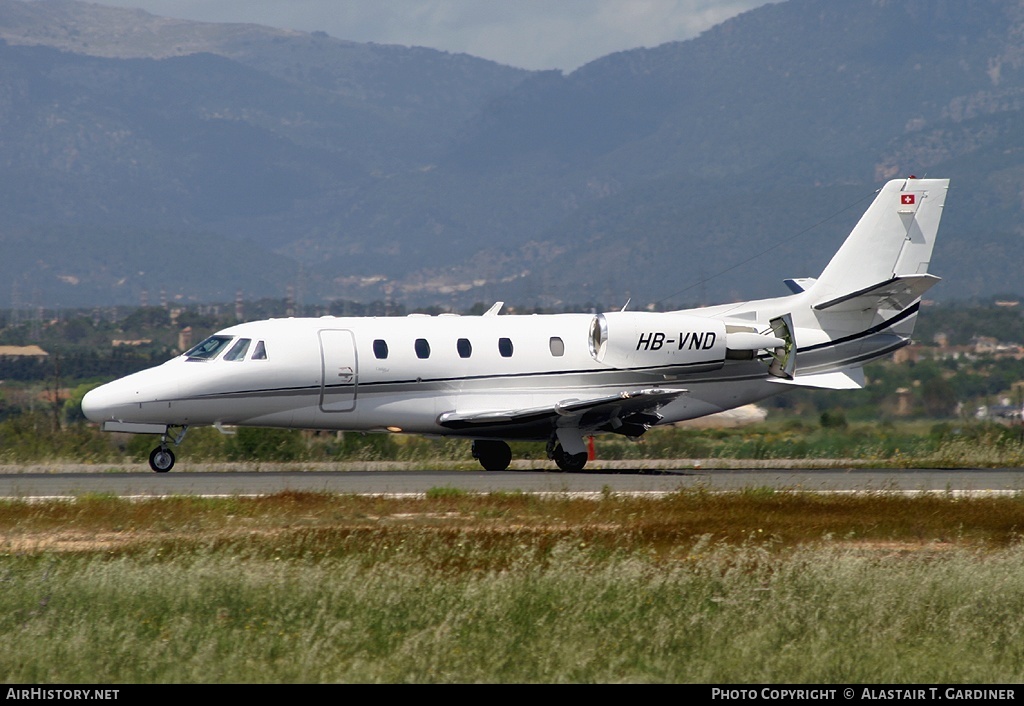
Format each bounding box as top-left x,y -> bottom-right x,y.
94,0 -> 777,71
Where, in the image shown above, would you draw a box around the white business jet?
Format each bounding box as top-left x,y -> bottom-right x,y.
82,177 -> 948,473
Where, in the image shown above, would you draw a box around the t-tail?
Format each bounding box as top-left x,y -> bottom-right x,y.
774,177 -> 949,389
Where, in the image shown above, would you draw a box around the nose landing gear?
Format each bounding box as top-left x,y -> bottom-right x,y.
149,446 -> 175,473
147,426 -> 189,473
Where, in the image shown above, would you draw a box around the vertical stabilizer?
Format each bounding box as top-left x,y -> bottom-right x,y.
811,178 -> 948,304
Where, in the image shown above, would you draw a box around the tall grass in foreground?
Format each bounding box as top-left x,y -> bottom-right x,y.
4,541 -> 1024,682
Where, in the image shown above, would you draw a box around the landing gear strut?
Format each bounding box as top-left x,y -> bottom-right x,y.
546,427 -> 590,472
548,441 -> 588,472
472,440 -> 512,471
148,426 -> 189,473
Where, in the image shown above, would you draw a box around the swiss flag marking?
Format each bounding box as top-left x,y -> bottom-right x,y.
901,194 -> 916,205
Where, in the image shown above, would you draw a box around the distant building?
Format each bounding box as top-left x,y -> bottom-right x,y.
972,336 -> 1000,355
0,345 -> 48,361
178,327 -> 193,353
895,387 -> 913,416
970,336 -> 1024,359
892,344 -> 920,364
922,332 -> 1024,361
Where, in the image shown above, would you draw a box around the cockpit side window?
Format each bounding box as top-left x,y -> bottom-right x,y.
185,335 -> 234,361
223,338 -> 252,362
252,340 -> 268,360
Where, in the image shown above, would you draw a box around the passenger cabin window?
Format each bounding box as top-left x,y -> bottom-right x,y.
252,341 -> 268,360
373,339 -> 389,359
223,338 -> 251,361
498,337 -> 514,358
549,337 -> 565,357
185,335 -> 233,361
415,338 -> 431,359
457,338 -> 472,358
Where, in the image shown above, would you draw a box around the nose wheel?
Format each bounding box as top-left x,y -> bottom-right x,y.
147,426 -> 188,473
149,446 -> 175,473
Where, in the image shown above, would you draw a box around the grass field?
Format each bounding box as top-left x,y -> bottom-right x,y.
3,489 -> 1024,683
7,413 -> 1024,469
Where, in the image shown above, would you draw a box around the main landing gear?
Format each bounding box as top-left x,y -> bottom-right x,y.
548,440 -> 588,472
148,426 -> 189,473
471,437 -> 591,472
546,428 -> 589,472
472,439 -> 513,471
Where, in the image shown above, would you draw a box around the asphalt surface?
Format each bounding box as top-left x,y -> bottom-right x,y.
1,465 -> 1022,498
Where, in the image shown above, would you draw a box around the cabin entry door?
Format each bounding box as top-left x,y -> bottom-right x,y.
318,329 -> 357,412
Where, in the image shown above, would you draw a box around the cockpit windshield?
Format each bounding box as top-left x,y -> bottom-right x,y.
223,338 -> 251,361
185,335 -> 234,361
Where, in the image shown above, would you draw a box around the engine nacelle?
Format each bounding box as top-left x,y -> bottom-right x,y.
589,312 -> 727,372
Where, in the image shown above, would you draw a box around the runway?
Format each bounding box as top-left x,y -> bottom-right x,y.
1,466 -> 1023,499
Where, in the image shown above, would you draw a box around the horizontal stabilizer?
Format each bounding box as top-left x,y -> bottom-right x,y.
813,274 -> 939,312
438,388 -> 688,431
767,368 -> 865,390
784,278 -> 817,294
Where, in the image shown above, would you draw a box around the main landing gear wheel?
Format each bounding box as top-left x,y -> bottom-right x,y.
551,443 -> 588,472
472,440 -> 513,471
149,446 -> 175,473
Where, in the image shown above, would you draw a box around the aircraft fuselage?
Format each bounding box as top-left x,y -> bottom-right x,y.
83,311 -> 770,440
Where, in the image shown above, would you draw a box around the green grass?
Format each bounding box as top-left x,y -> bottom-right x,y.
3,491 -> 1024,682
4,538 -> 1024,682
5,412 -> 1024,468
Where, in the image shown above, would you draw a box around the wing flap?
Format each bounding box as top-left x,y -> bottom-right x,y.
438,388 -> 688,433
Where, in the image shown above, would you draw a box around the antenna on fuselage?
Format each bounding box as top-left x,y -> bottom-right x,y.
483,301 -> 504,316
620,298 -> 631,312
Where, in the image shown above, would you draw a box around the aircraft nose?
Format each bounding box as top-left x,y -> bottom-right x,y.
81,367 -> 182,424
81,383 -> 116,422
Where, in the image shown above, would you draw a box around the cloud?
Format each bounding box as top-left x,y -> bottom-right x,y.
96,0 -> 776,70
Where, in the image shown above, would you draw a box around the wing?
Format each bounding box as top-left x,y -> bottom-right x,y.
437,387 -> 688,437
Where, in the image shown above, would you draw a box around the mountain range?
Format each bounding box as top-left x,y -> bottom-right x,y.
1,0 -> 1024,310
